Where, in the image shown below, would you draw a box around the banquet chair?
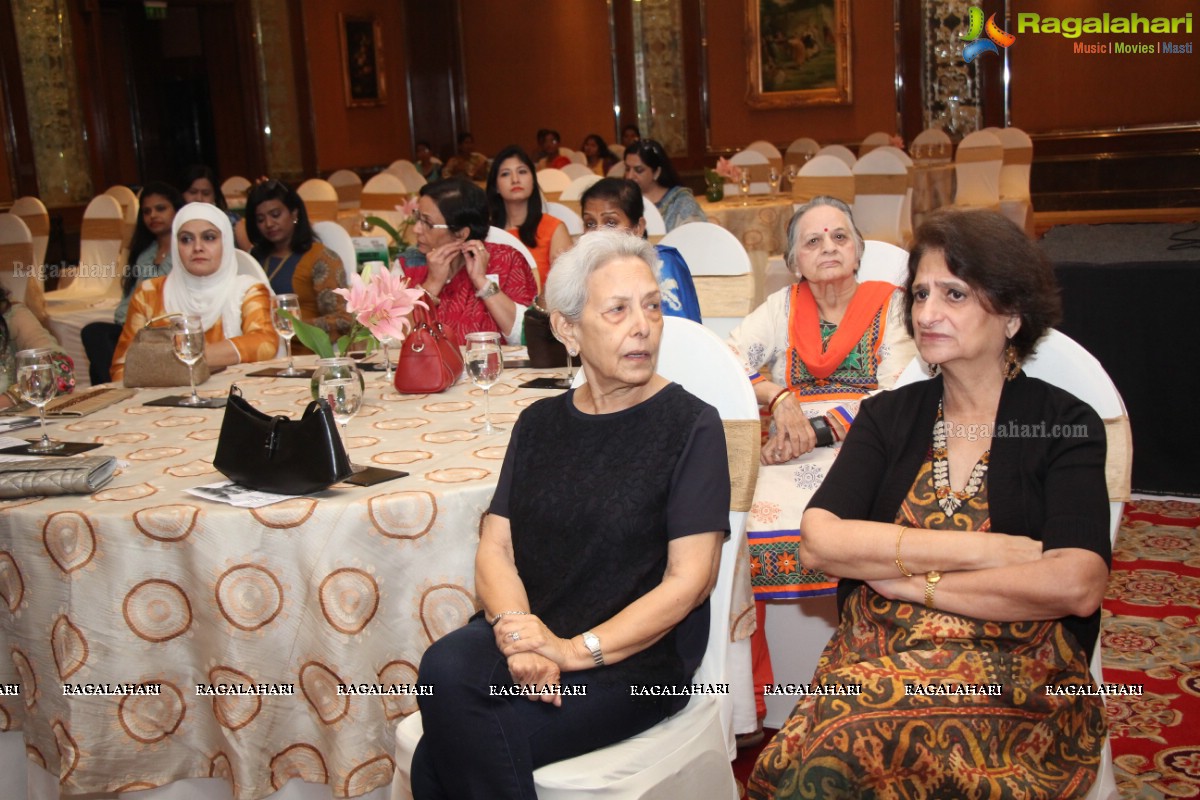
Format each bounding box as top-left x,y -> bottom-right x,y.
858,131 -> 892,157
234,249 -> 273,293
607,162 -> 626,178
104,184 -> 140,265
328,169 -> 363,213
536,168 -> 572,200
744,140 -> 783,171
361,173 -> 411,242
391,315 -> 755,800
953,130 -> 1003,210
221,175 -> 252,209
388,160 -> 427,192
0,214 -> 46,322
727,149 -> 772,196
313,220 -> 359,286
816,144 -> 856,169
792,154 -> 855,205
996,127 -> 1035,237
872,146 -> 915,243
485,226 -> 541,311
609,143 -> 625,160
9,195 -> 49,271
641,199 -> 667,242
911,127 -> 953,163
660,222 -> 754,342
852,148 -> 911,246
784,137 -> 820,169
562,147 -> 586,165
559,174 -> 603,202
297,178 -> 340,224
546,201 -> 585,239
895,328 -> 1130,800
45,194 -> 124,302
561,163 -> 595,181
859,240 -> 909,286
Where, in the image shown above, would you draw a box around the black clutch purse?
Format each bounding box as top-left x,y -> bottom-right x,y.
213,385 -> 353,495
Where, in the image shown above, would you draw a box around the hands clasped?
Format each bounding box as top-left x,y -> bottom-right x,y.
493,613 -> 576,706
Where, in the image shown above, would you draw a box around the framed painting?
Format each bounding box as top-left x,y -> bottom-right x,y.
745,0 -> 852,108
340,14 -> 386,107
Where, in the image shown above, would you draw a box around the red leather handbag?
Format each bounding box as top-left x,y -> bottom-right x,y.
393,301 -> 464,394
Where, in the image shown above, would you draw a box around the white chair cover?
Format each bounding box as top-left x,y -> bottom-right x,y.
953,130 -> 1004,210
559,174 -> 603,202
606,162 -> 626,178
727,149 -> 772,197
608,143 -> 625,160
816,144 -> 856,169
858,131 -> 892,157
45,194 -> 124,302
793,154 -> 855,205
391,316 -> 755,800
545,201 -> 584,238
535,168 -> 572,198
660,222 -> 754,341
859,239 -> 910,286
561,147 -> 586,165
328,169 -> 364,212
560,163 -> 595,181
0,214 -> 44,319
221,176 -> 252,209
104,184 -> 140,263
996,127 -> 1034,236
389,161 -> 427,193
485,227 -> 539,327
744,139 -> 783,170
9,196 -> 49,270
852,148 -> 911,246
361,173 -> 411,241
872,146 -> 915,242
297,178 -> 340,223
894,328 -> 1129,800
911,127 -> 953,163
641,198 -> 667,239
784,137 -> 820,168
313,220 -> 358,287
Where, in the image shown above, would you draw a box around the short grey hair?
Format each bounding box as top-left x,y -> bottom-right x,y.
545,231 -> 660,322
784,195 -> 865,272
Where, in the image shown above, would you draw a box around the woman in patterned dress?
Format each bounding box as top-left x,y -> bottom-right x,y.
749,209 -> 1110,799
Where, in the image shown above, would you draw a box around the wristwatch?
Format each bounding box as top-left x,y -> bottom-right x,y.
581,631 -> 604,667
924,570 -> 942,609
475,280 -> 500,300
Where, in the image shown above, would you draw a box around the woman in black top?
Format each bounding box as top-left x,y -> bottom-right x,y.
412,232 -> 730,799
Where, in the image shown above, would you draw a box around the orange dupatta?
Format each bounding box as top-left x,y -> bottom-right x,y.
787,280 -> 897,381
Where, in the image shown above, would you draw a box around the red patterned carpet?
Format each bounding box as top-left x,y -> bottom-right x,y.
732,499 -> 1200,799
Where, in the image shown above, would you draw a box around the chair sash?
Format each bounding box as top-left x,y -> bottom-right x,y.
693,273 -> 756,318
305,199 -> 339,223
723,418 -> 760,513
956,145 -> 1003,164
854,173 -> 910,195
80,217 -> 125,241
792,175 -> 855,204
1002,146 -> 1033,166
360,192 -> 408,211
1104,415 -> 1132,502
15,213 -> 49,238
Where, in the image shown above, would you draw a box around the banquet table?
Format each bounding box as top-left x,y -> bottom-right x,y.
0,358 -> 566,799
697,194 -> 795,260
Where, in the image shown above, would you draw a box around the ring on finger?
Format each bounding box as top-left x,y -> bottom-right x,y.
508,631 -> 520,642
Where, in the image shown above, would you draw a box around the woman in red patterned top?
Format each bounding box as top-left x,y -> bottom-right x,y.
402,178 -> 538,344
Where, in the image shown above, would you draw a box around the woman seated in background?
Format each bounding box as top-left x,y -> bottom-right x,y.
486,146 -> 571,289
749,209 -> 1110,799
729,196 -> 914,464
581,134 -> 618,176
579,177 -> 701,323
80,181 -> 184,385
110,203 -> 278,382
534,128 -> 570,170
399,178 -> 537,344
443,132 -> 489,181
411,232 -> 729,799
414,140 -> 443,182
0,286 -> 74,408
621,124 -> 641,150
246,179 -> 352,345
623,139 -> 706,231
180,164 -> 236,225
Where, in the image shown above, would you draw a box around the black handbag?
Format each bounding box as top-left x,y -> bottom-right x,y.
213,384 -> 353,495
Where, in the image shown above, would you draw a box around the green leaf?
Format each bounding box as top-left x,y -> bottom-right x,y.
281,311 -> 334,359
364,215 -> 403,245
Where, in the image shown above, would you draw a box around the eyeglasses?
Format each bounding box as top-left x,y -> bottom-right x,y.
414,214 -> 450,230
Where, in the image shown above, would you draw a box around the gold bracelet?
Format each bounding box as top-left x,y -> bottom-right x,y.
894,525 -> 913,577
924,570 -> 942,609
767,388 -> 790,415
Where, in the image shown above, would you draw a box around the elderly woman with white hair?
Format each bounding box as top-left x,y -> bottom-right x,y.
411,232 -> 731,799
110,202 -> 278,382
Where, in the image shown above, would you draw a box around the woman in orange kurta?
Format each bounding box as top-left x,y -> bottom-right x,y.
486,145 -> 571,289
110,203 -> 278,382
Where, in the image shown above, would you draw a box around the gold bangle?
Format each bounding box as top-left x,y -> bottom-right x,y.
924,570 -> 942,609
767,388 -> 790,415
894,525 -> 914,577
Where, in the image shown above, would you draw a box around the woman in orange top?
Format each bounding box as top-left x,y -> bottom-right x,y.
110,203 -> 278,382
486,146 -> 571,289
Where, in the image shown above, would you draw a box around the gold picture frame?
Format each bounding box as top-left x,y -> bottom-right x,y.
745,0 -> 852,108
340,14 -> 386,107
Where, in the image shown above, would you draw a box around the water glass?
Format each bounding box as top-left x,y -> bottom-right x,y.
314,357 -> 365,469
15,348 -> 63,453
767,167 -> 781,194
465,334 -> 504,434
172,314 -> 206,406
738,168 -> 751,204
272,294 -> 303,376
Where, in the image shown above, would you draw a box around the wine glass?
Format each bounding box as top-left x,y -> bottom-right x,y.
738,168 -> 751,205
272,293 -> 303,376
15,348 -> 63,453
316,358 -> 365,469
378,335 -> 398,384
767,166 -> 781,194
172,314 -> 206,407
465,339 -> 504,434
785,163 -> 800,191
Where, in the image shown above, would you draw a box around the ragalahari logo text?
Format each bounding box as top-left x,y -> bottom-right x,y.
960,7 -> 1016,62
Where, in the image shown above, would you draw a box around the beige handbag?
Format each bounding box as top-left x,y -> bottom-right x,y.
122,313 -> 211,388
0,455 -> 117,498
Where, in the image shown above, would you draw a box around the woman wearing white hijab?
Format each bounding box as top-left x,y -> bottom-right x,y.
110,202 -> 278,381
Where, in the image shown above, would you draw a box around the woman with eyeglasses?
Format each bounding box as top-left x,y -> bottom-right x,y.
401,178 -> 538,343
246,180 -> 352,346
486,146 -> 572,289
623,139 -> 707,232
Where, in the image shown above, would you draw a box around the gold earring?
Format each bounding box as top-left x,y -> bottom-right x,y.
1003,343 -> 1020,381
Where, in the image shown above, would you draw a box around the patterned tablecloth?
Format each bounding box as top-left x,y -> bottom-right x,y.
0,359 -> 566,799
698,194 -> 796,259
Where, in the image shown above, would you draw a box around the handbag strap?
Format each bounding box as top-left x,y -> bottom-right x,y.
144,312 -> 183,330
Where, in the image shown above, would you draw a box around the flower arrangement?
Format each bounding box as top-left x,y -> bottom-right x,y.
286,261 -> 427,359
704,157 -> 742,202
363,197 -> 420,260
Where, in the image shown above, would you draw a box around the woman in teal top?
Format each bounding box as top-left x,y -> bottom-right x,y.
623,139 -> 707,231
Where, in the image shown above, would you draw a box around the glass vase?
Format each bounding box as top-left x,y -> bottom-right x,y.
310,358 -> 364,402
